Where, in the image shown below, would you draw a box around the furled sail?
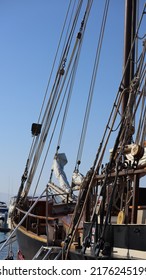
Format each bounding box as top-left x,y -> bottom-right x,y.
72,171 -> 84,187
52,153 -> 70,192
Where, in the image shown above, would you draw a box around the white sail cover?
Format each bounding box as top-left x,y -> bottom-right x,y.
72,171 -> 84,186
52,153 -> 70,192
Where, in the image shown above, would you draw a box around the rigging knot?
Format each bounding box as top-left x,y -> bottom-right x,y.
130,76 -> 140,92
60,58 -> 67,75
60,68 -> 65,75
75,160 -> 81,172
77,32 -> 82,39
31,123 -> 42,136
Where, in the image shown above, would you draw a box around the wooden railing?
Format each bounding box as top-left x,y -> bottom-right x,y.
15,207 -> 59,236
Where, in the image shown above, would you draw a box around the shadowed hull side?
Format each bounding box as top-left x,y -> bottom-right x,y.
15,225 -> 47,259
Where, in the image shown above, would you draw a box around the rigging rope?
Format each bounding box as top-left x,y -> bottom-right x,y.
31,0 -> 94,199
57,0 -> 94,150
75,0 -> 110,169
64,0 -> 111,259
63,2 -> 146,259
20,0 -> 93,200
92,4 -> 146,170
32,50 -> 82,198
136,88 -> 146,144
28,0 -> 75,168
15,0 -> 76,203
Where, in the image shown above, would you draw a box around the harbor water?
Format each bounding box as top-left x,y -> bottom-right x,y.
0,232 -> 18,260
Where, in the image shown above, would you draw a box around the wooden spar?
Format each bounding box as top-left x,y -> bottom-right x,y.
122,0 -> 139,223
122,0 -> 137,114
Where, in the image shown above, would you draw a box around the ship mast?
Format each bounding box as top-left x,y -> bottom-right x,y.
122,0 -> 142,224
122,0 -> 137,114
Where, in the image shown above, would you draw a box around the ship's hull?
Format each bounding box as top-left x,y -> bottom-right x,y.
15,225 -> 95,260
15,225 -> 47,259
15,221 -> 146,260
13,198 -> 77,259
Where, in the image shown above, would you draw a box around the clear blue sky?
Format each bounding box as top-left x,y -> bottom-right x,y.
0,0 -> 145,200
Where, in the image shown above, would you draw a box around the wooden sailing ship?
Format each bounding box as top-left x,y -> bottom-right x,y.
1,0 -> 145,260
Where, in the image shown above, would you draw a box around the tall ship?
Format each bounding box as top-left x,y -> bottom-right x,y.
0,0 -> 145,259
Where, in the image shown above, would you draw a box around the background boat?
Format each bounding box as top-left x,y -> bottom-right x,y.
0,202 -> 10,233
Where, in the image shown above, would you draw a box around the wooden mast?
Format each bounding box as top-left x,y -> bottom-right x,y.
122,0 -> 137,114
122,0 -> 139,223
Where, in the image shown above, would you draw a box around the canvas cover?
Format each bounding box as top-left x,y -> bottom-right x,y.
52,153 -> 70,192
72,171 -> 84,186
